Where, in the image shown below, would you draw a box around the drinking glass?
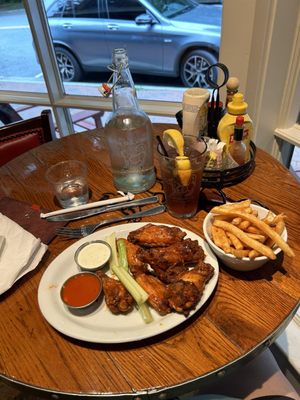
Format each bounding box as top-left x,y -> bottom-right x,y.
46,160 -> 89,208
157,135 -> 207,218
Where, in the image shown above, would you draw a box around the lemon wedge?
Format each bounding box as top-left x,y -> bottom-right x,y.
175,156 -> 192,186
162,129 -> 192,186
163,129 -> 185,156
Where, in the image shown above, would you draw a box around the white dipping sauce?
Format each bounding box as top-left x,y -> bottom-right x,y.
77,242 -> 110,269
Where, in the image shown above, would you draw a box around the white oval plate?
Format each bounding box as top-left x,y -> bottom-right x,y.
38,223 -> 219,343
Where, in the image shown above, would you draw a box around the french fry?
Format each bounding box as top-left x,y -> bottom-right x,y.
246,233 -> 267,243
274,218 -> 285,235
248,249 -> 261,259
245,225 -> 265,235
262,210 -> 275,225
211,225 -> 231,253
213,219 -> 277,259
210,200 -> 251,213
270,213 -> 287,227
265,218 -> 286,248
231,217 -> 243,225
230,248 -> 251,258
238,220 -> 251,230
225,231 -> 244,250
212,209 -> 294,258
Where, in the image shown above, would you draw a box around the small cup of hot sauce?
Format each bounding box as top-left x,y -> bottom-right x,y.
60,272 -> 102,315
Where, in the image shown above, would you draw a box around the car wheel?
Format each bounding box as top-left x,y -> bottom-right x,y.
55,47 -> 82,82
180,50 -> 217,88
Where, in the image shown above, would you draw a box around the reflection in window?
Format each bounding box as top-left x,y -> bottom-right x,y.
47,0 -> 100,18
106,0 -> 146,20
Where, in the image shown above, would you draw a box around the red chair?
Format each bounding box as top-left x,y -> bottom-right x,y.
0,109 -> 55,167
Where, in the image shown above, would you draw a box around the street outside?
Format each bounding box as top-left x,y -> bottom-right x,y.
0,7 -> 184,92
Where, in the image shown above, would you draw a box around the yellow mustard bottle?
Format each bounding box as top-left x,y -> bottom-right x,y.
217,92 -> 253,158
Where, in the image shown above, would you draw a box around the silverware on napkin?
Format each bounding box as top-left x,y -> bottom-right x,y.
45,196 -> 160,222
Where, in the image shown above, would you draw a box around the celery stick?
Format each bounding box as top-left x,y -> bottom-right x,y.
106,233 -> 152,323
110,263 -> 148,306
138,303 -> 153,324
105,232 -> 119,272
117,239 -> 128,271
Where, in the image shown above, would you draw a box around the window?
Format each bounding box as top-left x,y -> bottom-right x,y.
105,0 -> 146,20
44,0 -> 221,88
0,0 -> 299,167
48,0 -> 100,18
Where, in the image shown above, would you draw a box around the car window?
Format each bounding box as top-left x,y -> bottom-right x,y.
147,0 -> 198,18
106,0 -> 146,20
47,0 -> 65,17
47,0 -> 100,18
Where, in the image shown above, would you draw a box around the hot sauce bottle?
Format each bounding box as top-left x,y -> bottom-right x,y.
228,116 -> 247,165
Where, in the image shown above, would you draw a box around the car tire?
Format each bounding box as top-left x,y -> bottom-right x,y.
180,50 -> 217,88
55,47 -> 82,82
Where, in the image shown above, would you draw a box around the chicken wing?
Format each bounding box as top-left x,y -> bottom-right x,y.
195,261 -> 215,284
150,264 -> 189,284
166,280 -> 200,316
127,223 -> 186,247
135,273 -> 171,315
96,271 -> 134,314
178,262 -> 215,292
137,238 -> 205,270
124,239 -> 148,277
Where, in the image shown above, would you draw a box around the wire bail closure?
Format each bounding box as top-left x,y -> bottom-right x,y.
98,63 -> 128,98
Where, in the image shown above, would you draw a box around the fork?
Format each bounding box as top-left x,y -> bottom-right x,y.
55,205 -> 166,238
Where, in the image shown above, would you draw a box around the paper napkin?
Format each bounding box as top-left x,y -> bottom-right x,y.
0,196 -> 67,244
0,213 -> 47,295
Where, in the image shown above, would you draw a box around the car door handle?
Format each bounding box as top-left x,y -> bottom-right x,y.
62,23 -> 73,30
107,24 -> 119,31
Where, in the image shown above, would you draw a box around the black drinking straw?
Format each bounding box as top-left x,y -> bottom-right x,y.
156,135 -> 169,157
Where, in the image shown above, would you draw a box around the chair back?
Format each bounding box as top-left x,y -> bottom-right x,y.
0,109 -> 55,167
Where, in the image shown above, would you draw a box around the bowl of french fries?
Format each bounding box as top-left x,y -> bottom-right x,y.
203,200 -> 294,271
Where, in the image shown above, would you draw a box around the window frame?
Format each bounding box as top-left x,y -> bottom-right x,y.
0,0 -> 299,166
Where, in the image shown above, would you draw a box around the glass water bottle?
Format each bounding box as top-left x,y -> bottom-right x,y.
104,48 -> 155,193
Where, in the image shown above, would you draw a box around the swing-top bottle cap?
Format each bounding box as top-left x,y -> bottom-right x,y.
112,48 -> 128,67
227,92 -> 248,115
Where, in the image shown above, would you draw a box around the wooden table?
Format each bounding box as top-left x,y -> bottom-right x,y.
0,124 -> 299,400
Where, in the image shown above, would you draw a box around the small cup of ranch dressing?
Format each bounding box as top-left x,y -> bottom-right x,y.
74,240 -> 112,272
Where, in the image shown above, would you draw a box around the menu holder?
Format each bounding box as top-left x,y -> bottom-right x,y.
0,196 -> 67,244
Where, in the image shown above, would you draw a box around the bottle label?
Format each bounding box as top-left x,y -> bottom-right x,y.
229,127 -> 250,144
107,129 -> 153,172
119,139 -> 148,169
218,123 -> 252,146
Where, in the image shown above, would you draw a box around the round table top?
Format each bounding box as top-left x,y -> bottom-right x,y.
0,124 -> 299,400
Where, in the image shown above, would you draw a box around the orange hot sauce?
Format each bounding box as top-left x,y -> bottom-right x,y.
61,273 -> 102,308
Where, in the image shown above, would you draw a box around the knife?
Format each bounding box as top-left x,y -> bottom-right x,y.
45,196 -> 160,222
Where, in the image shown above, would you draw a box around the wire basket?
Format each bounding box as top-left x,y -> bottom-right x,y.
202,141 -> 256,189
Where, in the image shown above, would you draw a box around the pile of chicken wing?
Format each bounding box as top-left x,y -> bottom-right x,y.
97,224 -> 214,317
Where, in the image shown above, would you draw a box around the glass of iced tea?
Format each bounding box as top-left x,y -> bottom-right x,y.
157,135 -> 207,218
